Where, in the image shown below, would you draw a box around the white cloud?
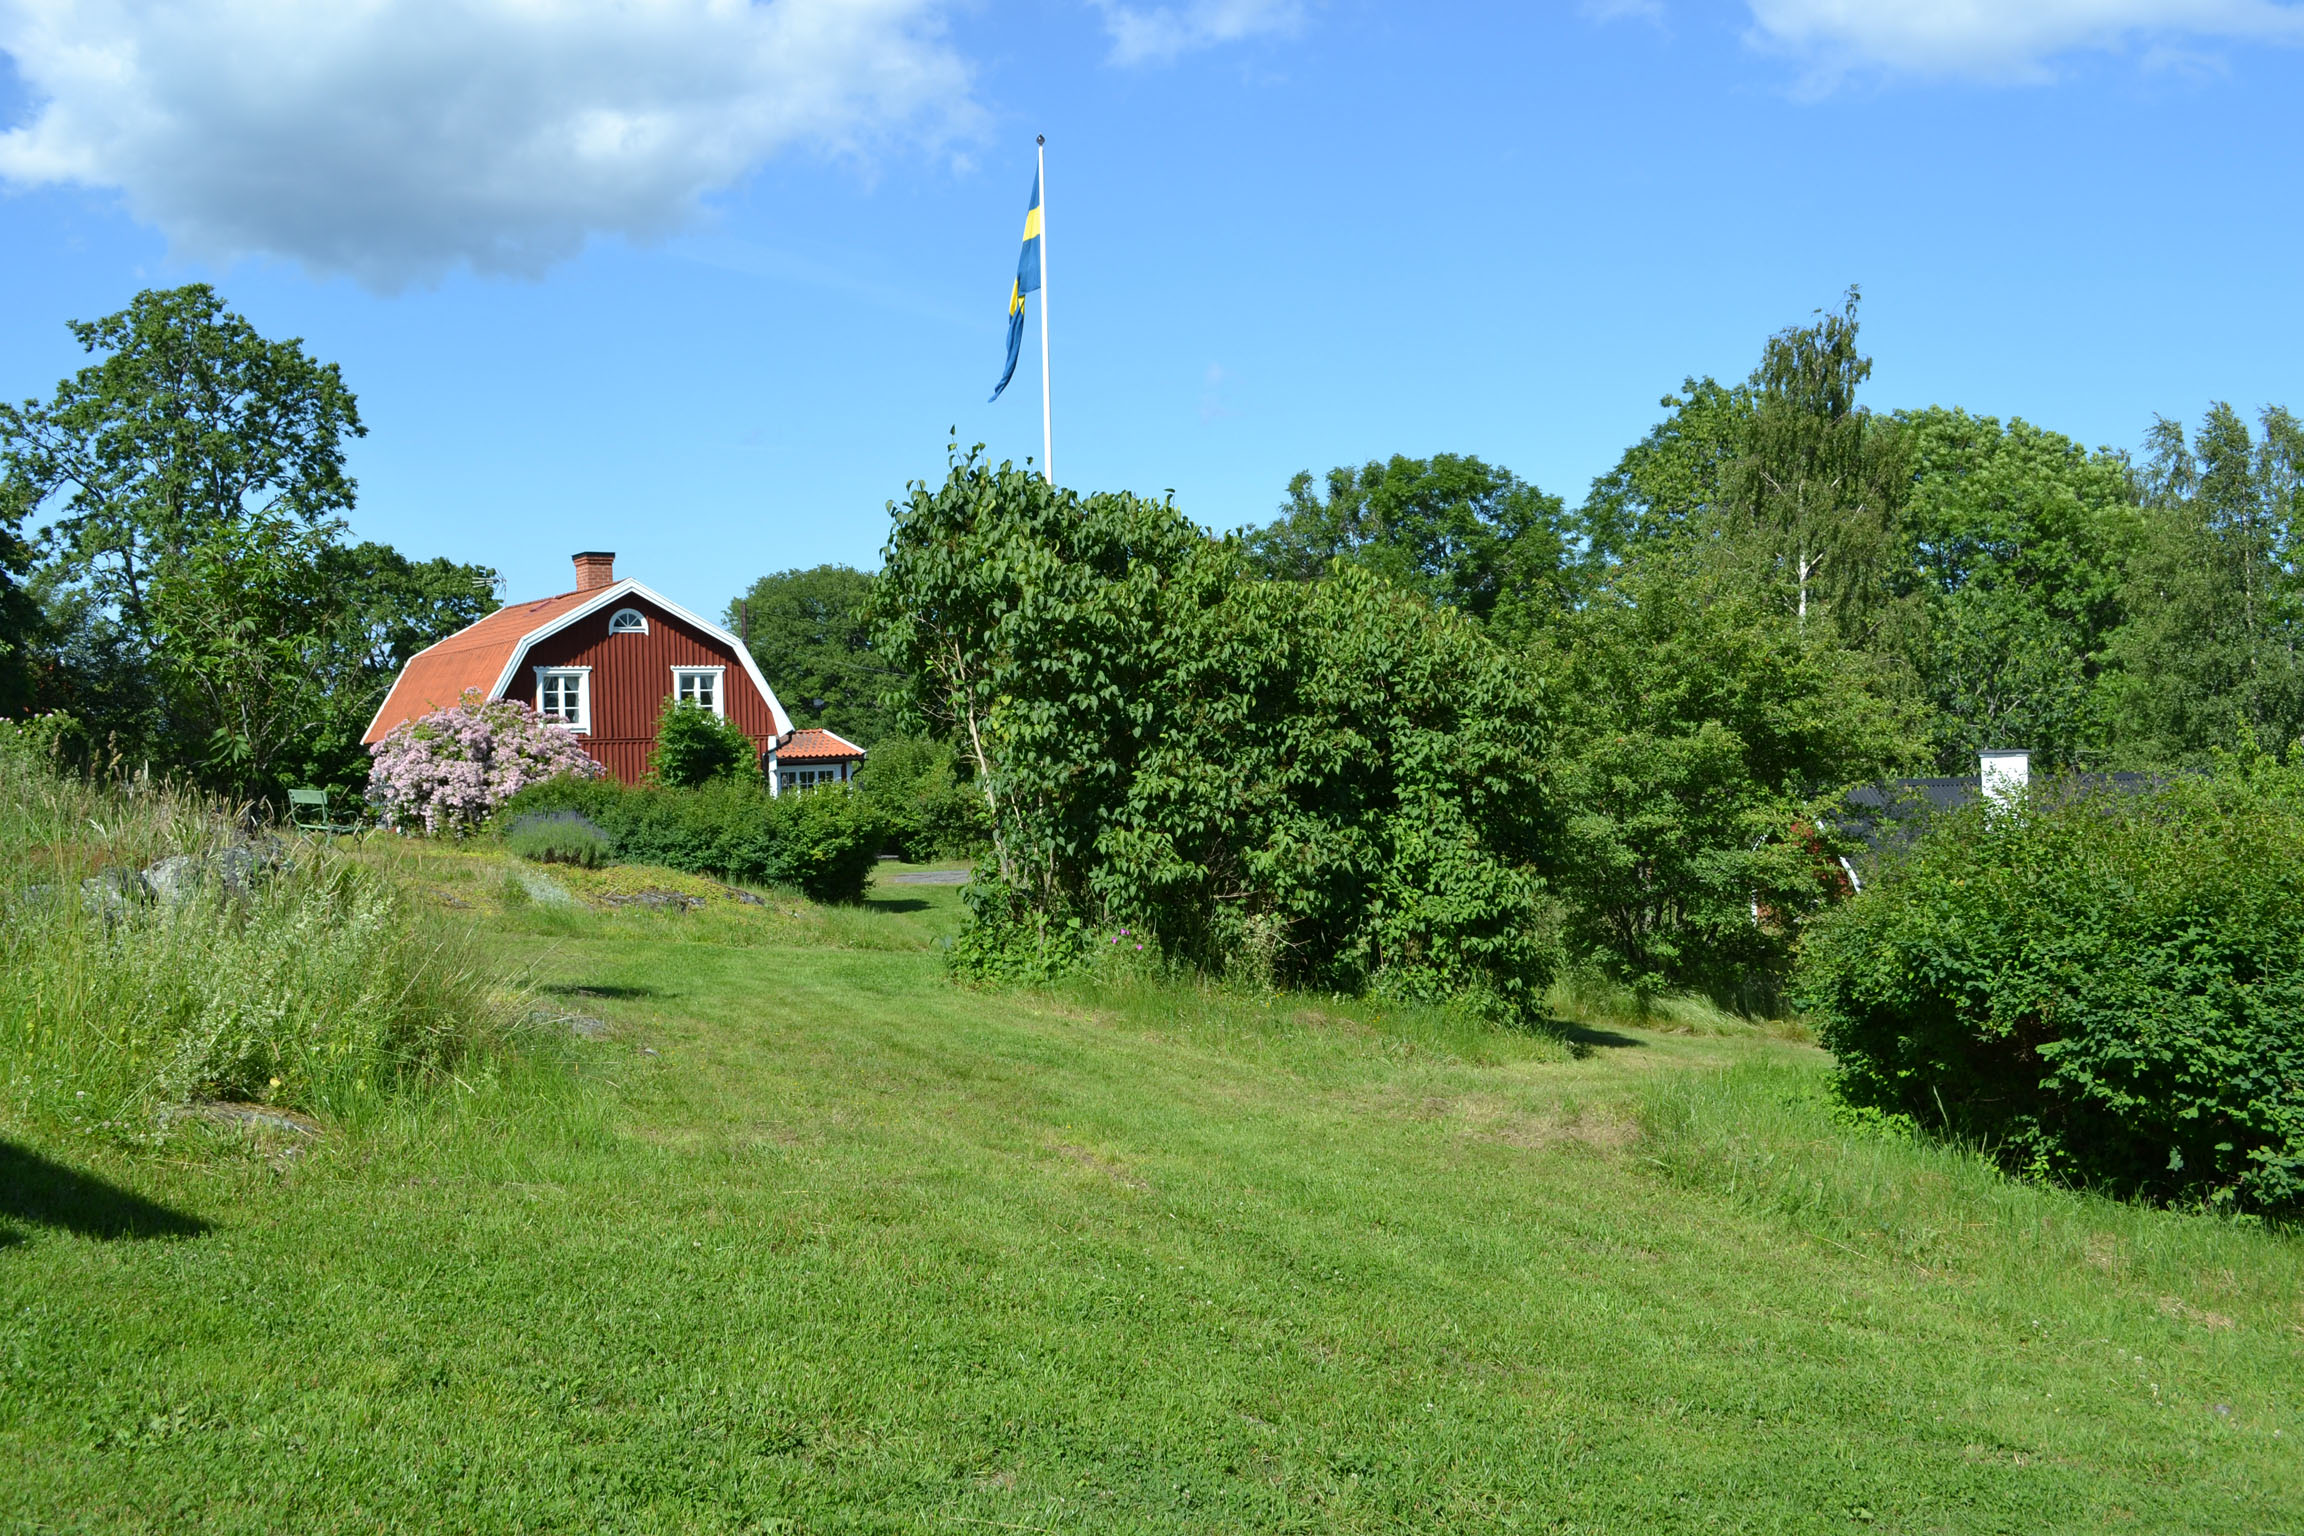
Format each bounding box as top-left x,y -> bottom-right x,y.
1093,0 -> 1302,66
0,0 -> 977,289
1746,0 -> 2304,84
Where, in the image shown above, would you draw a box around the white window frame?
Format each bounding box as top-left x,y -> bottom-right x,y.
671,665 -> 727,719
608,607 -> 650,635
534,666 -> 592,734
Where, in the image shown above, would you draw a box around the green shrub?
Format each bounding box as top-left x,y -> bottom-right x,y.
873,449 -> 1553,1019
502,810 -> 612,867
0,710 -> 89,771
1796,760 -> 2304,1215
0,747 -> 511,1130
1535,570 -> 1920,1004
653,699 -> 759,788
498,776 -> 881,903
855,734 -> 988,861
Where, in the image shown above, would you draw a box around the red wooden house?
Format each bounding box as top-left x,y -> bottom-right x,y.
363,551 -> 864,789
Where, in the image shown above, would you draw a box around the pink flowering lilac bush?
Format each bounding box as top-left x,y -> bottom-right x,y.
368,690 -> 602,835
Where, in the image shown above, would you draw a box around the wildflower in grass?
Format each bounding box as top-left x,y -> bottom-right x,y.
369,689 -> 602,836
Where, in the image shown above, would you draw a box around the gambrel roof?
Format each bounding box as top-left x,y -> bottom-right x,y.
362,578 -> 792,745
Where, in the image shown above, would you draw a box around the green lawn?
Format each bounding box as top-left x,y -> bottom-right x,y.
2,853 -> 2298,1533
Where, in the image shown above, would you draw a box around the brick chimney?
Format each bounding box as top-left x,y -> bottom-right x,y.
573,551 -> 616,591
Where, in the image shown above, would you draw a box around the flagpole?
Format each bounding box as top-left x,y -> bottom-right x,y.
1036,134 -> 1052,486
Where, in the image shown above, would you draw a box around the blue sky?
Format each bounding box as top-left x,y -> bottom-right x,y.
3,1 -> 2301,611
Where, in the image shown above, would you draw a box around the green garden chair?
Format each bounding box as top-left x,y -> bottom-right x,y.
287,787 -> 368,841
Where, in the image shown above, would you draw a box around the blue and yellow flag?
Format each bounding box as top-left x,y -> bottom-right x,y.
988,169 -> 1042,402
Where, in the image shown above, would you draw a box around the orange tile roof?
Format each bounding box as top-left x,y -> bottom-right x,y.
776,727 -> 866,761
362,589 -> 594,743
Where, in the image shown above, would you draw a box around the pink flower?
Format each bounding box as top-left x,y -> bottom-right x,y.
367,688 -> 602,835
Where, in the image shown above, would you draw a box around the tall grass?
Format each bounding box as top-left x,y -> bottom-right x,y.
1637,1057 -> 2302,1308
1546,963 -> 1811,1039
0,742 -> 516,1137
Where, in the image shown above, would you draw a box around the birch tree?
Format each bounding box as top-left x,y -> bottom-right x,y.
1727,288 -> 1908,640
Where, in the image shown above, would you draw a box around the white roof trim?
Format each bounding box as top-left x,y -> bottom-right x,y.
486,579 -> 793,735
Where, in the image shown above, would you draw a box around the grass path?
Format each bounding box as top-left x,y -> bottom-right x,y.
2,855 -> 2299,1532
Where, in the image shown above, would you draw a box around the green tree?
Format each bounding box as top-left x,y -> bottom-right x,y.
875,448 -> 1554,1013
1535,564 -> 1922,1002
1724,288 -> 1910,641
854,734 -> 988,862
320,542 -> 500,681
0,491 -> 37,717
3,285 -> 496,797
1897,408 -> 2138,770
1580,376 -> 1755,568
4,285 -> 363,649
2103,403 -> 2304,764
727,564 -> 900,746
3,285 -> 360,786
142,511 -> 344,790
1243,452 -> 1580,625
291,542 -> 500,794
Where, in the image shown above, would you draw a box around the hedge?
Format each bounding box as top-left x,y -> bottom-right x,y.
498,777 -> 881,905
1797,761 -> 2304,1215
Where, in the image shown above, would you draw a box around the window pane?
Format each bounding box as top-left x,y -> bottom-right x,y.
541,673 -> 582,722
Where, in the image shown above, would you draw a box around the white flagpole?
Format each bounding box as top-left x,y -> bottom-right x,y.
1036,134 -> 1052,487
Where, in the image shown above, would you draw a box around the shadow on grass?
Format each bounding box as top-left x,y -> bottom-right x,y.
1556,1023 -> 1647,1053
864,898 -> 932,914
543,983 -> 659,1000
0,1141 -> 209,1241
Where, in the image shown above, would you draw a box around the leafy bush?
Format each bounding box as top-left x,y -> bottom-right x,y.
1797,760 -> 2304,1215
0,709 -> 89,769
502,810 -> 612,867
855,734 -> 988,861
1535,569 -> 1920,1003
874,449 -> 1553,1018
368,689 -> 602,835
653,698 -> 760,788
0,747 -> 511,1129
498,776 -> 881,904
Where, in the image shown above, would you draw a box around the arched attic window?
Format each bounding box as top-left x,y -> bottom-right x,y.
609,608 -> 649,634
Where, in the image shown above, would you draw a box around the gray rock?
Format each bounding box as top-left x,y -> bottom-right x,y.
719,886 -> 765,906
209,845 -> 260,892
133,842 -> 289,909
80,868 -> 145,915
603,889 -> 703,912
141,855 -> 208,906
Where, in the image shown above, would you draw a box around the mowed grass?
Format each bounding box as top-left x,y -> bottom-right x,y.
2,851 -> 2300,1533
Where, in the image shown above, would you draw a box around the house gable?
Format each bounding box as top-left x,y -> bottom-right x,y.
361,556 -> 795,790
484,578 -> 790,736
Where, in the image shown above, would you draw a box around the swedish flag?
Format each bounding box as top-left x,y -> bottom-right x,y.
988,169 -> 1042,402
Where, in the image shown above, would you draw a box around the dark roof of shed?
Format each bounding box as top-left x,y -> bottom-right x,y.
1836,770 -> 2167,855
